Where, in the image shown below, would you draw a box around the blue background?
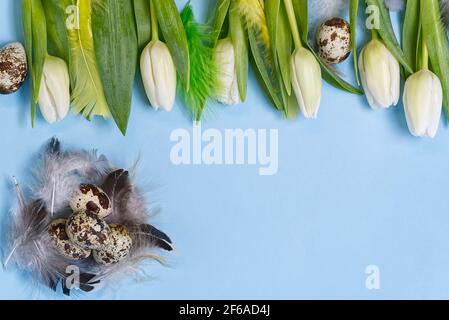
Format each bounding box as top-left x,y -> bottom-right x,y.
1,0 -> 449,300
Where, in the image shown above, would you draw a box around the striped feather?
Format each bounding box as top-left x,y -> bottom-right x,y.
234,0 -> 270,48
67,0 -> 109,119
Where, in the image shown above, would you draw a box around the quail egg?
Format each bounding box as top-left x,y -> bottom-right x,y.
70,184 -> 112,218
93,224 -> 133,265
316,18 -> 351,65
66,212 -> 111,250
0,42 -> 27,94
48,219 -> 91,260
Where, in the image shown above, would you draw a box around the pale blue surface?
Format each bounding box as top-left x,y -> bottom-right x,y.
1,0 -> 449,300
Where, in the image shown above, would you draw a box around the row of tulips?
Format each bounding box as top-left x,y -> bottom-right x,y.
22,0 -> 449,138
359,37 -> 442,138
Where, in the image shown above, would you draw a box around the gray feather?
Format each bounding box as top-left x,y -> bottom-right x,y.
30,138 -> 110,215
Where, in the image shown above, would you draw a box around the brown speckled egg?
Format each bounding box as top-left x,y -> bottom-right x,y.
48,219 -> 91,260
0,42 -> 27,94
66,212 -> 111,250
70,184 -> 112,218
316,18 -> 351,65
93,224 -> 133,265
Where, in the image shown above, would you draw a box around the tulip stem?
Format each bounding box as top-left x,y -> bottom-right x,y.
283,0 -> 302,49
371,28 -> 379,40
150,0 -> 159,41
421,42 -> 429,70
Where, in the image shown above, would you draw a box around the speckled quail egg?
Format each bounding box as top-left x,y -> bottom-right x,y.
93,224 -> 133,265
70,184 -> 112,218
316,18 -> 351,65
0,42 -> 27,94
48,219 -> 91,260
66,212 -> 111,250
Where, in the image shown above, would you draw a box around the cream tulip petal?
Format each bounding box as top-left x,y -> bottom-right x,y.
427,73 -> 443,138
387,49 -> 400,106
37,55 -> 70,124
359,48 -> 377,109
141,43 -> 159,110
291,54 -> 307,117
403,70 -> 442,138
360,40 -> 400,110
359,48 -> 380,110
151,42 -> 176,112
38,75 -> 57,124
291,48 -> 322,119
140,40 -> 177,112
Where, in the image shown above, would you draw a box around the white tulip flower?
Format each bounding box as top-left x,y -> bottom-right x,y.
291,47 -> 322,119
38,55 -> 70,124
403,69 -> 442,138
358,39 -> 400,110
140,40 -> 177,112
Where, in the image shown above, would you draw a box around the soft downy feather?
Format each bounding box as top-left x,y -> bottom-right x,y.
180,3 -> 217,122
30,138 -> 110,215
4,138 -> 173,296
5,198 -> 65,290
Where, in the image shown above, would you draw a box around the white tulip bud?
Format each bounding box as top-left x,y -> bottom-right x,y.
214,38 -> 241,106
38,55 -> 70,124
291,47 -> 322,119
358,39 -> 400,110
140,40 -> 177,112
403,69 -> 442,138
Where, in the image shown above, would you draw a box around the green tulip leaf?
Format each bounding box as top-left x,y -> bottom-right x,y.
350,0 -> 360,85
266,0 -> 292,98
277,1 -> 292,97
248,30 -> 284,111
92,0 -> 138,135
211,0 -> 231,46
42,0 -> 70,63
402,0 -> 420,75
133,0 -> 152,52
153,0 -> 190,90
266,0 -> 296,118
22,0 -> 47,127
421,0 -> 449,119
292,0 -> 308,42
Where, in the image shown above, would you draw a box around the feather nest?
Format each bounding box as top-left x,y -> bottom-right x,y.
4,138 -> 172,296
